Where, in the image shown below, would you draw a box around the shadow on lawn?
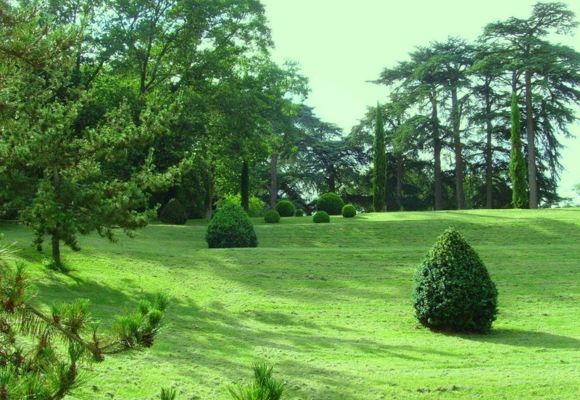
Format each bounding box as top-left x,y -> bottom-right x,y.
460,328 -> 580,350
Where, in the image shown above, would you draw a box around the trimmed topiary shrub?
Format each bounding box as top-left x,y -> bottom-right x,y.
206,203 -> 258,248
295,209 -> 304,217
316,192 -> 344,215
264,210 -> 280,223
275,199 -> 295,217
312,211 -> 330,223
413,228 -> 498,333
342,204 -> 356,218
159,198 -> 187,225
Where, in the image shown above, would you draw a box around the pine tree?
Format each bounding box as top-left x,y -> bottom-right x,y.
509,93 -> 528,209
0,243 -> 168,398
372,104 -> 387,212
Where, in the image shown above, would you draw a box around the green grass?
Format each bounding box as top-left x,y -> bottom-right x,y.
1,209 -> 579,399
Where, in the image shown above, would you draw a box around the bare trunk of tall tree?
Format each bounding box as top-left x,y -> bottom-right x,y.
51,167 -> 61,267
525,70 -> 538,208
240,160 -> 249,212
396,154 -> 403,211
328,170 -> 336,193
203,165 -> 214,219
269,153 -> 278,208
430,92 -> 443,210
484,81 -> 493,209
51,233 -> 61,267
451,87 -> 464,210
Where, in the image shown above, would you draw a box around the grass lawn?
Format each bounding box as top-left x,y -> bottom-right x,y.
1,209 -> 579,399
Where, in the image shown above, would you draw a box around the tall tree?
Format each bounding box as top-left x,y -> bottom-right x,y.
378,50 -> 447,210
0,3 -> 175,267
430,38 -> 474,209
373,104 -> 387,211
484,2 -> 578,208
509,93 -> 528,208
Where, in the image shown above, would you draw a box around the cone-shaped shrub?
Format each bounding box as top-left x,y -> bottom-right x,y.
316,192 -> 344,215
275,200 -> 295,217
206,203 -> 257,248
264,210 -> 280,223
413,228 -> 498,333
342,204 -> 356,218
159,198 -> 187,225
312,211 -> 330,223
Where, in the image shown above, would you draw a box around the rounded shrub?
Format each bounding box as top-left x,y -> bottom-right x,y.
413,228 -> 498,333
159,198 -> 187,225
342,204 -> 356,218
264,210 -> 280,224
316,192 -> 344,215
275,200 -> 296,217
294,209 -> 304,217
206,203 -> 258,248
312,211 -> 330,224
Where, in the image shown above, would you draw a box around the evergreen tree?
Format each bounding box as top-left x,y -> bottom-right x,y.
372,104 -> 387,212
509,93 -> 528,208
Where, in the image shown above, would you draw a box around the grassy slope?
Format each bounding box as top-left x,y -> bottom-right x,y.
1,209 -> 579,400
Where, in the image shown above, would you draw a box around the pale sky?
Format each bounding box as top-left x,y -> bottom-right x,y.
262,0 -> 580,203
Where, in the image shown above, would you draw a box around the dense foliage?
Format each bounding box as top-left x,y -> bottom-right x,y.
312,211 -> 330,224
316,193 -> 345,215
295,209 -> 304,217
221,195 -> 266,218
206,204 -> 258,248
413,228 -> 498,333
275,200 -> 296,217
159,199 -> 188,225
264,210 -> 281,223
342,204 -> 357,218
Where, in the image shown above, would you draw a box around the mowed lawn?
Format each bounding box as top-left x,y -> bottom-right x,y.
1,209 -> 579,399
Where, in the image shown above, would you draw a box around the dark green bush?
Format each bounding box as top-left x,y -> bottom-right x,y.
294,209 -> 304,217
264,210 -> 280,223
413,228 -> 498,333
275,200 -> 295,217
206,203 -> 258,248
312,211 -> 330,223
342,204 -> 356,218
159,198 -> 187,225
316,192 -> 344,215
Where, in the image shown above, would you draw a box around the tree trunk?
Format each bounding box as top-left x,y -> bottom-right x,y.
269,153 -> 278,208
524,70 -> 538,208
203,165 -> 214,219
328,170 -> 336,193
451,87 -> 464,209
52,167 -> 62,267
240,160 -> 249,212
51,233 -> 61,268
430,92 -> 443,210
396,154 -> 403,211
484,80 -> 493,209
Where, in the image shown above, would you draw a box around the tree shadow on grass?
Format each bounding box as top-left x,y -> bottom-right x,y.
458,328 -> 580,350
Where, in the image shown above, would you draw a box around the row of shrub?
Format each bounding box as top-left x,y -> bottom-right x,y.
265,203 -> 356,224
160,192 -> 352,225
